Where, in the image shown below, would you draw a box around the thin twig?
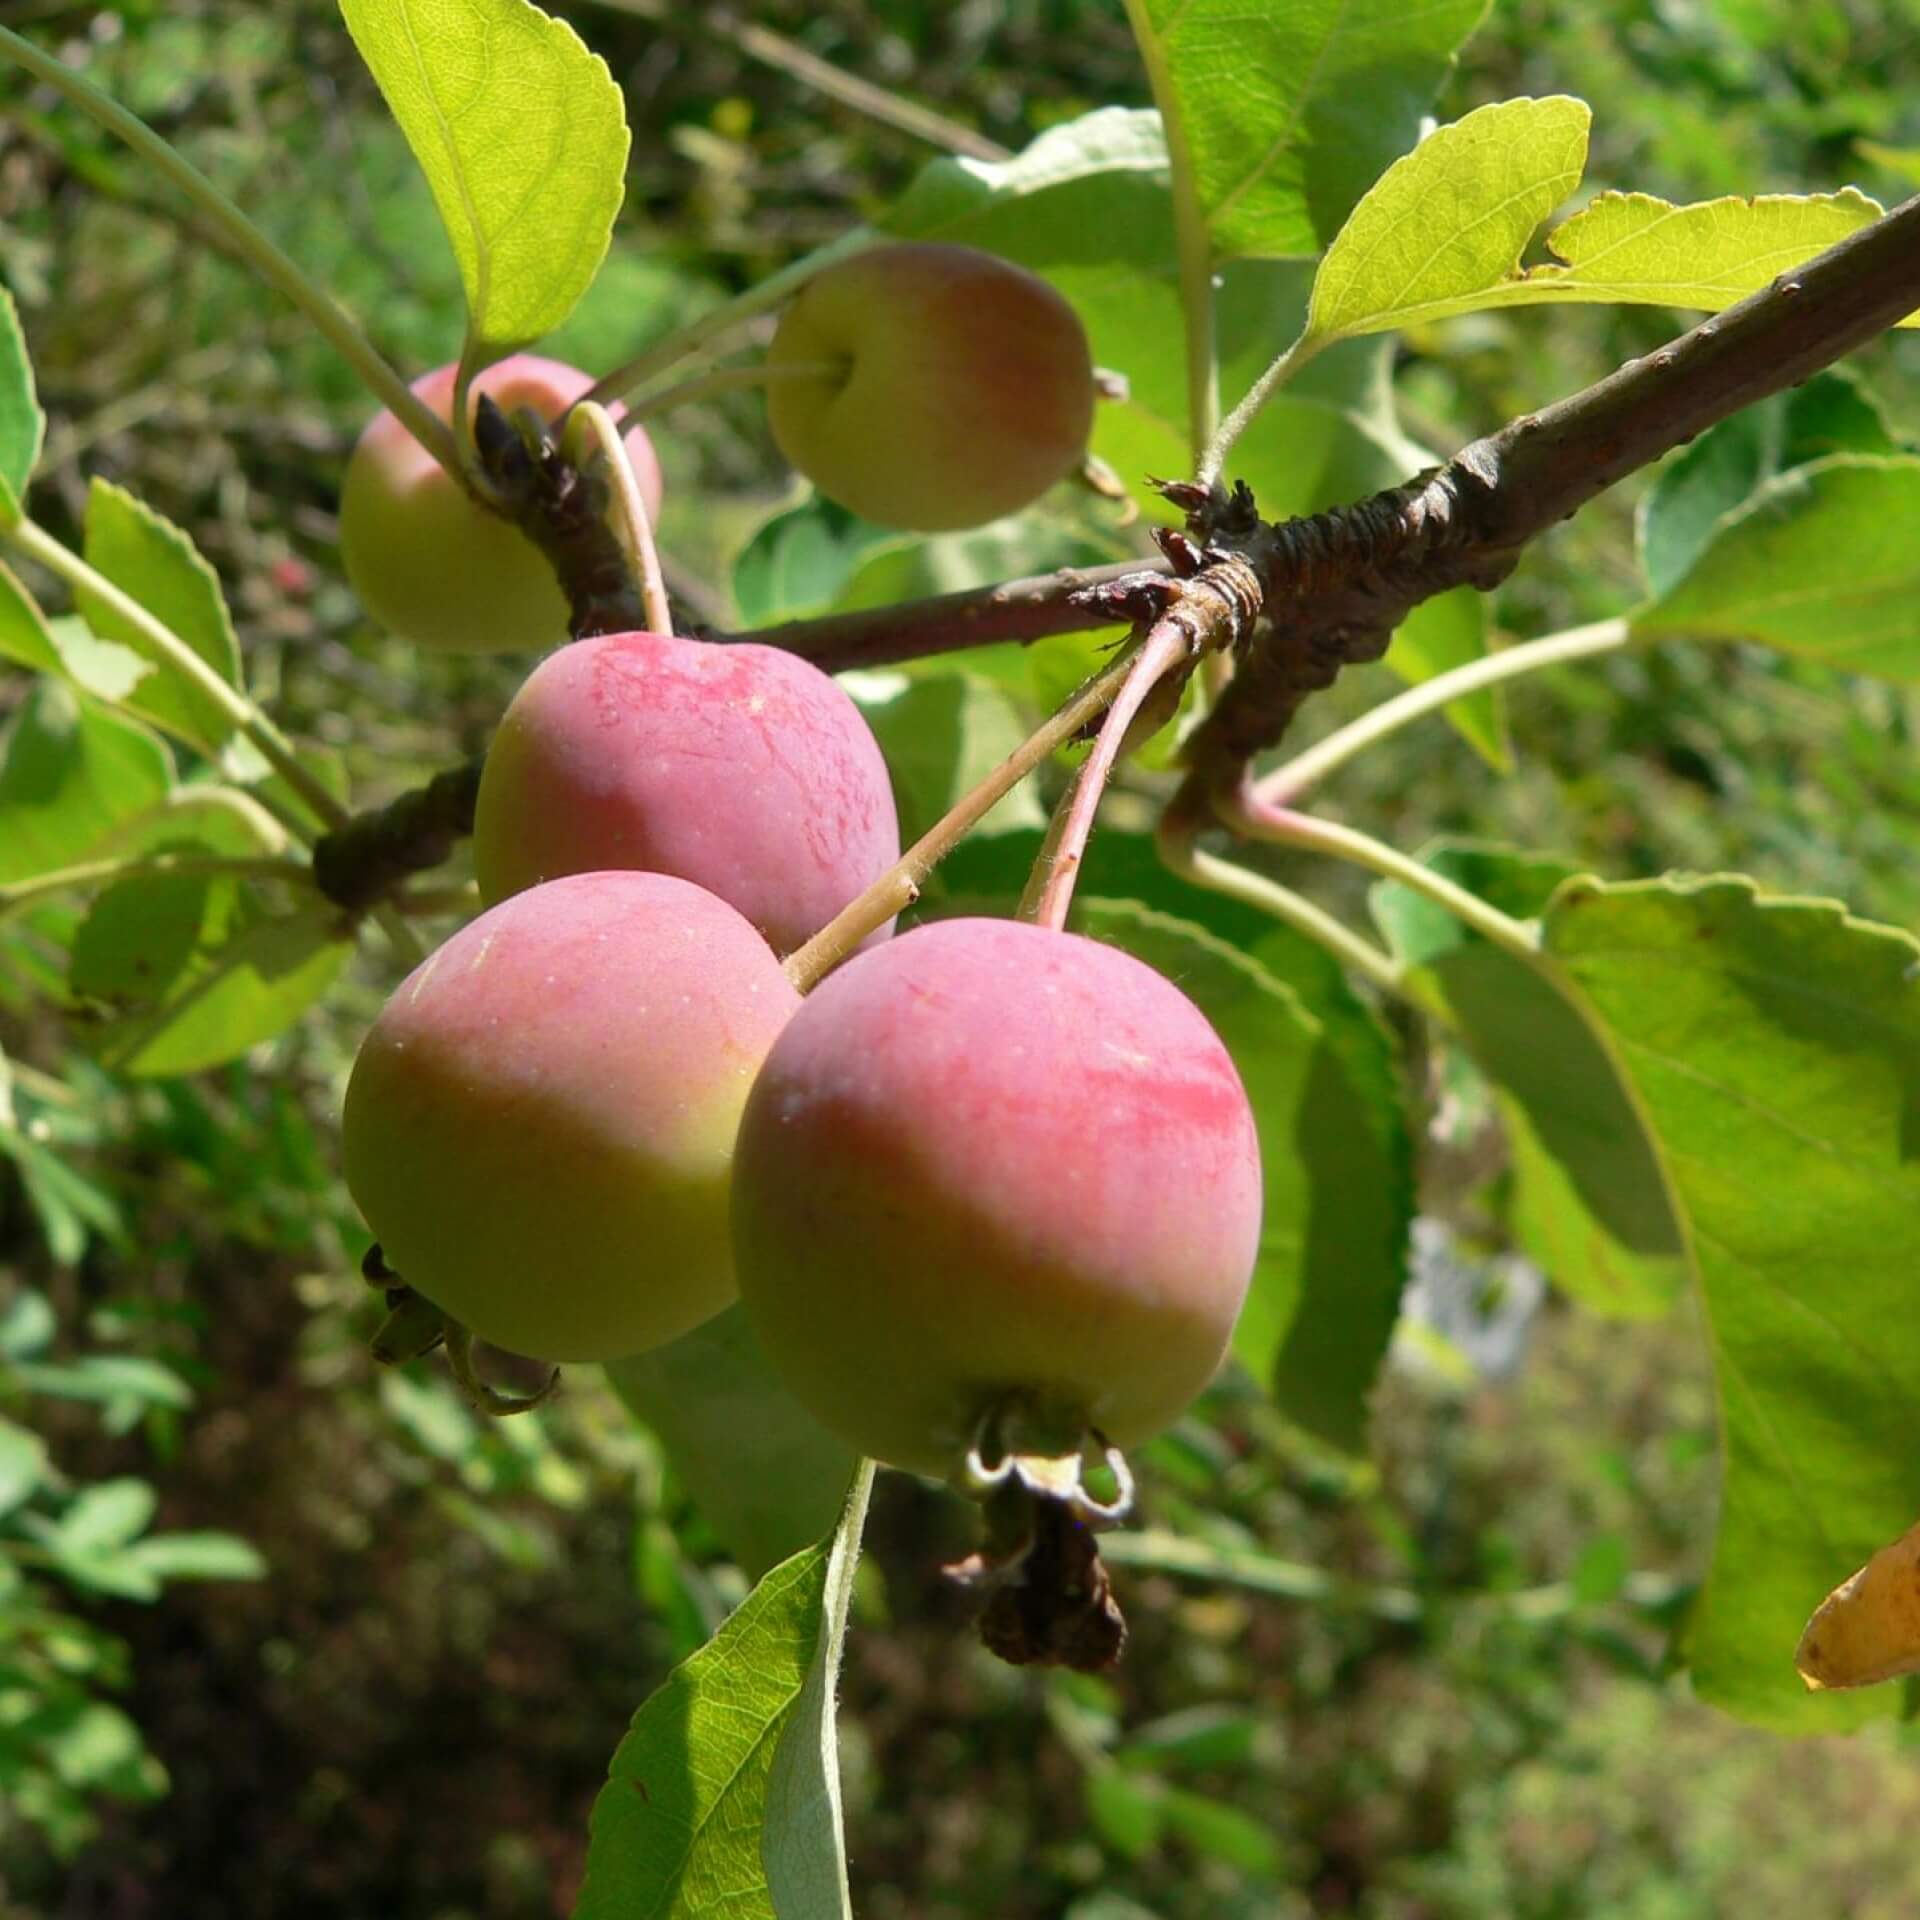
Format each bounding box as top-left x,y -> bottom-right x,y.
1019,622 -> 1192,930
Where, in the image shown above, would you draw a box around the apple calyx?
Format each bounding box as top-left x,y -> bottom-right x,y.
360,1241 -> 558,1418
943,1400 -> 1136,1672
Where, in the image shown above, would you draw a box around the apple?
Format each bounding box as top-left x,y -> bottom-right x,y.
472,631 -> 900,956
339,354 -> 664,653
731,916 -> 1262,1477
765,242 -> 1095,532
342,870 -> 798,1363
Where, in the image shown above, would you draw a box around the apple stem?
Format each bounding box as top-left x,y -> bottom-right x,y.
1018,620 -> 1195,932
563,402 -> 673,634
780,643 -> 1152,994
579,228 -> 878,417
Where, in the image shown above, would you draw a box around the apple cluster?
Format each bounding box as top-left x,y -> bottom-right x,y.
338,243 -> 1261,1485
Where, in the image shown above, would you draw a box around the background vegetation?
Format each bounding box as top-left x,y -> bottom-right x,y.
3,1 -> 1920,1914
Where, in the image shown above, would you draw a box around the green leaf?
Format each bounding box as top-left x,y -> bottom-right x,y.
1384,587 -> 1510,771
70,874 -> 351,1077
125,1532 -> 267,1582
340,0 -> 629,362
1306,98 -> 1591,344
574,1463 -> 872,1920
0,680 -> 173,887
1114,1705 -> 1261,1775
12,1354 -> 191,1412
1086,1764 -> 1164,1860
1543,877 -> 1920,1729
0,287 -> 43,527
57,1478 -> 155,1553
1372,845 -> 1687,1318
1074,901 -> 1411,1454
1121,0 -> 1489,260
605,1305 -> 858,1580
1312,154 -> 1914,343
852,671 -> 1047,846
0,1416 -> 46,1517
1633,456 -> 1920,678
1637,370 -> 1897,598
731,498 -> 908,628
78,480 -> 243,751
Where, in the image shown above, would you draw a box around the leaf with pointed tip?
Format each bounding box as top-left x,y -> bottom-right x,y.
1306,97 -> 1591,343
340,0 -> 629,363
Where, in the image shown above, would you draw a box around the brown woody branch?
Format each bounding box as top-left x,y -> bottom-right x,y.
707,558 -> 1156,669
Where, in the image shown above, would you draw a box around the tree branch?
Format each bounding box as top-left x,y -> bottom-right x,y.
710,558 -> 1156,670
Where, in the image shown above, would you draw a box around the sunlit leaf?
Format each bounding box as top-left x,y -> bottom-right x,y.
574,1464 -> 872,1920
1634,456 -> 1920,679
1121,0 -> 1489,260
78,480 -> 242,751
1306,98 -> 1591,343
1511,187 -> 1915,325
340,0 -> 629,362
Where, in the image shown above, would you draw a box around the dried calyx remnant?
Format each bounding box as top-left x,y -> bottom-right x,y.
943,1403 -> 1137,1671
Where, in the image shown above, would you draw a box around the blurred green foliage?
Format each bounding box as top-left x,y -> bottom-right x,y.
2,0 -> 1919,1915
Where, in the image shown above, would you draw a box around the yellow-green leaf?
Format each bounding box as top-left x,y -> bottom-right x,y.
340,0 -> 629,362
1512,187 -> 1917,325
1306,97 -> 1591,344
